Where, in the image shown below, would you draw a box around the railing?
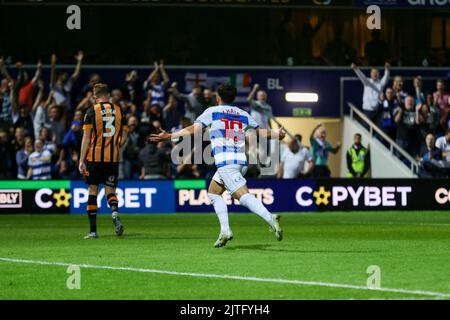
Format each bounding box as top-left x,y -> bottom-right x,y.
348,102 -> 419,175
270,117 -> 299,143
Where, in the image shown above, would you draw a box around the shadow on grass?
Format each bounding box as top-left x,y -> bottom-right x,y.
97,233 -> 209,240
225,244 -> 379,254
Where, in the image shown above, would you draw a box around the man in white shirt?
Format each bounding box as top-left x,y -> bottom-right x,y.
351,62 -> 390,122
27,139 -> 52,180
278,135 -> 313,179
435,130 -> 450,162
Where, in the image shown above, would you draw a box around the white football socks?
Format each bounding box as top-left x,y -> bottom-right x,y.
239,193 -> 274,227
208,193 -> 230,234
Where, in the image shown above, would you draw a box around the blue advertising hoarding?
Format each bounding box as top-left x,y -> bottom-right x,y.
70,180 -> 175,214
176,178 -> 450,212
177,179 -> 318,213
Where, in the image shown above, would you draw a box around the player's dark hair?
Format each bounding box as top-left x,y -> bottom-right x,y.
93,83 -> 109,97
217,83 -> 237,104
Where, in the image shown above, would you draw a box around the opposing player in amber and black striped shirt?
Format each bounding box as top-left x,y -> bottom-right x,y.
79,83 -> 128,239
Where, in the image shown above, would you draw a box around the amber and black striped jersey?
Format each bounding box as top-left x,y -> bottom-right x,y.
83,102 -> 128,163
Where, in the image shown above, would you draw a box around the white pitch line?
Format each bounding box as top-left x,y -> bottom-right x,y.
0,257 -> 449,299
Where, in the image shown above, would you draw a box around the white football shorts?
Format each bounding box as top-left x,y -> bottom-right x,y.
212,165 -> 248,195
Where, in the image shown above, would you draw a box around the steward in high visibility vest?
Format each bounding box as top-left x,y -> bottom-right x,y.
346,133 -> 371,178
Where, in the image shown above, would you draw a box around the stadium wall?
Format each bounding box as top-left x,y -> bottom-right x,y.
2,179 -> 450,214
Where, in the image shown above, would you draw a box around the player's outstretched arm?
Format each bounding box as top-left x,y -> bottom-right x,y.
147,122 -> 203,143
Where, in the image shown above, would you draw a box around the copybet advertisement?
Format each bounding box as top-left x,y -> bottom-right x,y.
0,180 -> 175,214
70,180 -> 175,214
176,179 -> 450,212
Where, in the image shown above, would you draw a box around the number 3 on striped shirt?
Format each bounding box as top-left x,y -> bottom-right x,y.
102,116 -> 116,137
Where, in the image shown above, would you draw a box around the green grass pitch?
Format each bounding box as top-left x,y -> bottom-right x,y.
0,211 -> 449,300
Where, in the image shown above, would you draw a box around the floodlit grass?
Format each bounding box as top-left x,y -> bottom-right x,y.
0,211 -> 449,299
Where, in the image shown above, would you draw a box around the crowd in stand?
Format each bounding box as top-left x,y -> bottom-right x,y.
0,53 -> 283,181
2,50 -> 450,180
352,63 -> 450,177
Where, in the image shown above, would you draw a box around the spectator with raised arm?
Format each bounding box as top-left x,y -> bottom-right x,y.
76,90 -> 94,112
121,69 -> 143,107
172,84 -> 203,123
163,88 -> 182,131
310,123 -> 341,178
247,83 -> 273,129
351,62 -> 390,122
17,60 -> 42,110
144,60 -> 170,108
50,51 -> 83,110
32,80 -> 51,138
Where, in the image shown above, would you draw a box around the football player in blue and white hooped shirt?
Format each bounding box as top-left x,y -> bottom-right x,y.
149,83 -> 286,247
27,139 -> 52,180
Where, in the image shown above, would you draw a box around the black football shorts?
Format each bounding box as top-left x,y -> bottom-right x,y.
85,162 -> 119,188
